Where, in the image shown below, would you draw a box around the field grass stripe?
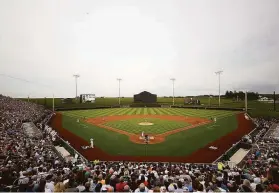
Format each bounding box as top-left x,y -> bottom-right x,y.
146,108 -> 152,115
63,111 -> 87,117
158,108 -> 173,115
136,108 -> 142,115
170,108 -> 215,118
143,108 -> 148,115
153,108 -> 164,115
114,108 -> 128,115
121,108 -> 134,115
117,108 -> 131,115
87,108 -> 118,117
127,108 -> 137,115
111,108 -> 131,116
161,108 -> 174,115
167,108 -> 182,116
62,114 -> 81,119
63,108 -> 237,120
90,109 -> 116,117
91,108 -> 119,117
96,108 -> 125,116
150,108 -> 157,115
172,109 -> 206,117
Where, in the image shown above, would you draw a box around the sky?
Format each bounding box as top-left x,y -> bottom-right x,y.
0,0 -> 279,98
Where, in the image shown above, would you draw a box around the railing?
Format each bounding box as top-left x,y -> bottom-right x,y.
46,112 -> 90,164
213,140 -> 242,164
213,123 -> 258,164
53,133 -> 89,164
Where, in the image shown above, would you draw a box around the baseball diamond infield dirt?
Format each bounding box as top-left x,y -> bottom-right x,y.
50,113 -> 254,163
85,115 -> 211,144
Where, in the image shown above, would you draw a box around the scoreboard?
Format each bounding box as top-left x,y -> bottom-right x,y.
80,94 -> 96,103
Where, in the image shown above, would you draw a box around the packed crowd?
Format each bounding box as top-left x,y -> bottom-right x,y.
1,94 -> 279,192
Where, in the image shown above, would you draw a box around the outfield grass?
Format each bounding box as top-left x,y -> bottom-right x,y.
61,108 -> 237,119
61,108 -> 239,156
104,118 -> 191,134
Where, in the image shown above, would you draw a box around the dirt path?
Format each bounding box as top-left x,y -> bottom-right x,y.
50,113 -> 254,163
85,115 -> 210,144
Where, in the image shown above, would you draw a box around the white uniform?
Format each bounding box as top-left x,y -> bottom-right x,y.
142,131 -> 144,137
90,138 -> 94,148
214,117 -> 217,122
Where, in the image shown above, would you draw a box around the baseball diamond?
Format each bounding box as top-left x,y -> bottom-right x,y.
50,107 -> 255,162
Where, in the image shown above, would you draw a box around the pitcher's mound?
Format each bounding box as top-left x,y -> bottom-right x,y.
138,122 -> 154,126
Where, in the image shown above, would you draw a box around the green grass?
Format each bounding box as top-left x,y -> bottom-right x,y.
104,118 -> 190,134
61,108 -> 239,157
61,108 -> 237,119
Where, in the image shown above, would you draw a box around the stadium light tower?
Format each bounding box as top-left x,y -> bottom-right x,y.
215,71 -> 223,107
117,78 -> 122,105
73,74 -> 80,99
170,78 -> 176,105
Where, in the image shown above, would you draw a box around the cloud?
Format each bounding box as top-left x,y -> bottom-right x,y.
0,0 -> 279,97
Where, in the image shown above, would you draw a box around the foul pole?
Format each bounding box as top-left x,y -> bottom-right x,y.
73,74 -> 80,101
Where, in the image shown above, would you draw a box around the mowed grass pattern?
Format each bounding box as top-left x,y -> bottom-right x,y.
61,108 -> 237,120
104,118 -> 191,134
61,109 -> 239,156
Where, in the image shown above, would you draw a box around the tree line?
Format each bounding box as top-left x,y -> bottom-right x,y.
225,90 -> 259,100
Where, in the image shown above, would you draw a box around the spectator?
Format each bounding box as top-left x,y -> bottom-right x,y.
116,177 -> 127,192
33,179 -> 46,192
54,182 -> 65,192
135,183 -> 149,192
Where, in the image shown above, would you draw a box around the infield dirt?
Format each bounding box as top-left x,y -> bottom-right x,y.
85,115 -> 211,144
50,113 -> 254,163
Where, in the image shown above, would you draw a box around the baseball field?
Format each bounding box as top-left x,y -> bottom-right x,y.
51,107 -> 254,162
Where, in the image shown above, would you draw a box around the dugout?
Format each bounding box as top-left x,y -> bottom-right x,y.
134,91 -> 157,103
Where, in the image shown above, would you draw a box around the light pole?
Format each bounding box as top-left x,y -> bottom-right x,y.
245,91 -> 248,112
170,78 -> 175,106
117,78 -> 122,105
73,74 -> 80,101
215,71 -> 223,107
